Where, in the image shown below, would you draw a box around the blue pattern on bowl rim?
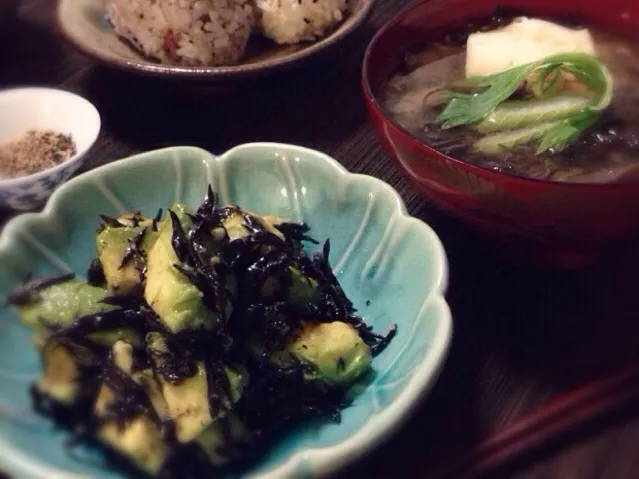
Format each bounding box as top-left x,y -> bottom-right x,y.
0,143 -> 452,478
0,159 -> 84,211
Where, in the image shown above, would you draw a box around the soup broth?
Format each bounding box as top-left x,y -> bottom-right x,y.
382,12 -> 639,183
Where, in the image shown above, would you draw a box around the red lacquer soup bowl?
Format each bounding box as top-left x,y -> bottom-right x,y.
362,0 -> 639,268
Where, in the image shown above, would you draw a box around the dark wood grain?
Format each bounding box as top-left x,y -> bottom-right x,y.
430,361 -> 639,478
2,2 -> 639,479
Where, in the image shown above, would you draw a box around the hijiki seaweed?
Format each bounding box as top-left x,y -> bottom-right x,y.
7,185 -> 396,478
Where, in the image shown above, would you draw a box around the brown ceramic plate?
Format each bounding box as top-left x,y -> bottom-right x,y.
56,0 -> 374,81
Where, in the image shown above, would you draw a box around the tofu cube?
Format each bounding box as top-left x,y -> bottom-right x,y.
465,17 -> 596,78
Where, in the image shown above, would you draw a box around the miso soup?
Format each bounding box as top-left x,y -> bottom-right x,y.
382,12 -> 639,183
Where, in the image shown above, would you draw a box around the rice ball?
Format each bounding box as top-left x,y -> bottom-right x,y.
105,0 -> 256,66
255,0 -> 348,45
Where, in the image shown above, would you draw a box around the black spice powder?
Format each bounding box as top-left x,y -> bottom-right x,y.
0,130 -> 77,178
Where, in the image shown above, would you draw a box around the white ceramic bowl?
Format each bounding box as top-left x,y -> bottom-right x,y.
0,87 -> 101,211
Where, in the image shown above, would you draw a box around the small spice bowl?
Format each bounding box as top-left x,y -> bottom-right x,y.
0,87 -> 101,211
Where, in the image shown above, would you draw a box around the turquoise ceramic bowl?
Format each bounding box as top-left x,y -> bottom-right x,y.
0,143 -> 451,478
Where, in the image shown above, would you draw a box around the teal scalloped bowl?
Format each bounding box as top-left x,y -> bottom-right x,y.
0,143 -> 451,479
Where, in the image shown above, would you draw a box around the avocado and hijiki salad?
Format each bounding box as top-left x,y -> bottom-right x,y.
6,186 -> 396,478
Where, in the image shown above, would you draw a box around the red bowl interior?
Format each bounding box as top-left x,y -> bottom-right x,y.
362,0 -> 639,268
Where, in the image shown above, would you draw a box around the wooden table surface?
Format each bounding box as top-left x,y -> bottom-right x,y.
2,1 -> 639,478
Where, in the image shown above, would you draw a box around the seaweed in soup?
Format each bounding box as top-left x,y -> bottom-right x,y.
382,12 -> 639,183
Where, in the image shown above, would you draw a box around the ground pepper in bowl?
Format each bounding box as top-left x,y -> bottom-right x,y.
0,130 -> 77,179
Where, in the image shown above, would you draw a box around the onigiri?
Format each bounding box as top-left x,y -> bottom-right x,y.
105,0 -> 256,66
255,0 -> 349,45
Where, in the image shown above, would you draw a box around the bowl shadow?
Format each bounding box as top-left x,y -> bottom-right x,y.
81,22 -> 377,156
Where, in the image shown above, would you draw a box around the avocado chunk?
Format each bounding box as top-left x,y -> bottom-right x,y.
144,204 -> 217,333
287,267 -> 319,305
159,360 -> 211,443
96,213 -> 158,295
93,341 -> 169,475
223,209 -> 285,241
86,329 -> 145,349
114,212 -> 154,229
195,412 -> 247,466
96,417 -> 167,476
16,279 -> 116,349
17,279 -> 114,329
146,333 -> 214,443
16,275 -> 144,350
109,340 -> 169,420
36,336 -> 99,406
146,333 -> 248,444
165,365 -> 247,467
286,321 -> 372,387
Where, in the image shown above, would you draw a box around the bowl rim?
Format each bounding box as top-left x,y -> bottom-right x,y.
0,143 -> 452,479
56,0 -> 375,80
0,86 -> 101,188
361,0 -> 639,190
